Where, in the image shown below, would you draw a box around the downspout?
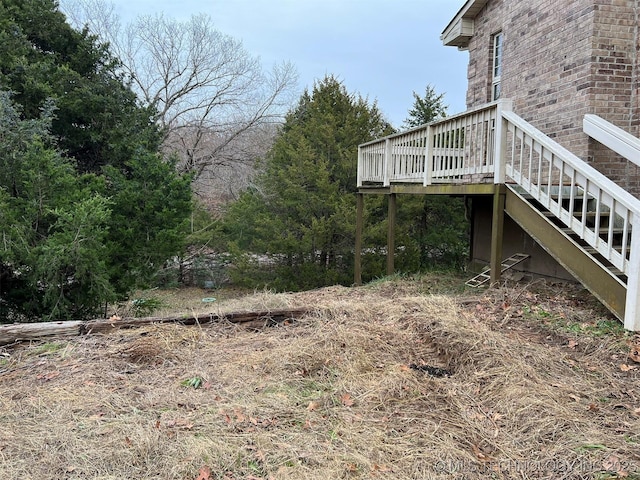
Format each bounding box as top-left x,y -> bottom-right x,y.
626,1 -> 639,190
624,1 -> 640,331
631,2 -> 639,138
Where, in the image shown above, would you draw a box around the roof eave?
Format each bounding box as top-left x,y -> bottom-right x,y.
440,0 -> 491,48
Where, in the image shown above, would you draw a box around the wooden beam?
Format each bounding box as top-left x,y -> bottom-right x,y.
390,183 -> 496,196
0,308 -> 313,346
354,193 -> 364,286
387,193 -> 397,276
358,183 -> 496,196
490,185 -> 506,285
0,321 -> 84,346
358,186 -> 391,195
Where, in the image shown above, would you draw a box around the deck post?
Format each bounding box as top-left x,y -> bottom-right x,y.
624,217 -> 640,330
423,125 -> 433,186
354,192 -> 364,286
493,99 -> 513,184
490,185 -> 506,285
383,139 -> 392,186
357,146 -> 363,188
387,193 -> 396,276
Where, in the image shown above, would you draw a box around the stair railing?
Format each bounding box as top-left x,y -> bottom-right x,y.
501,111 -> 640,330
583,114 -> 640,167
502,111 -> 640,273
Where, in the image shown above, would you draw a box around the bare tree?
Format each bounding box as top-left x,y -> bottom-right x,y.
61,0 -> 298,184
182,122 -> 281,213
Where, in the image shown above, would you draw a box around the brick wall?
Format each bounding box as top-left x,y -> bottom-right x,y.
590,0 -> 640,192
464,0 -> 640,193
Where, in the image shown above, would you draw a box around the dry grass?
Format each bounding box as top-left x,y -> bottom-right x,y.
1,276 -> 639,479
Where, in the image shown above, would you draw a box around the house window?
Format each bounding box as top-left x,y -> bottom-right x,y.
491,32 -> 503,100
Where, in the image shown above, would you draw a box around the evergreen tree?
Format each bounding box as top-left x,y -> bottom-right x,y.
402,84 -> 448,129
398,85 -> 469,271
0,0 -> 161,173
103,154 -> 192,296
0,93 -> 113,320
223,76 -> 393,290
0,1 -> 192,320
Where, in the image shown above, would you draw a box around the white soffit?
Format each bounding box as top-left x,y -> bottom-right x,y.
441,0 -> 490,48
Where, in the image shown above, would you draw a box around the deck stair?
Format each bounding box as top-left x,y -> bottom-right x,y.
513,186 -> 630,281
465,253 -> 530,287
504,185 -> 629,320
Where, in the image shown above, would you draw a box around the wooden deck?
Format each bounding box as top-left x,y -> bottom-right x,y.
356,100 -> 640,331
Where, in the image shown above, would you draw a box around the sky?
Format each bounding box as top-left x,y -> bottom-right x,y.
86,0 -> 470,128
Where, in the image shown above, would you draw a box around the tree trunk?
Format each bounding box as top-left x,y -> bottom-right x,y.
0,307 -> 311,346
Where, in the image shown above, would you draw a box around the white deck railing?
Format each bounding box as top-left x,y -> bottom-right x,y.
358,100 -> 510,187
357,100 -> 640,331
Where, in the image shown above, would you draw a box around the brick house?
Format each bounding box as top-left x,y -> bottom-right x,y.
442,0 -> 640,192
355,0 -> 640,330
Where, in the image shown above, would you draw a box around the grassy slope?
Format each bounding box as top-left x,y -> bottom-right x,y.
0,275 -> 639,480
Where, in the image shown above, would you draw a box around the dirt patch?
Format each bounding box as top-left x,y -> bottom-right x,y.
0,277 -> 639,479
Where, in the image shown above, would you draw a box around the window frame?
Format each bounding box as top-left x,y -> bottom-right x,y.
491,31 -> 503,101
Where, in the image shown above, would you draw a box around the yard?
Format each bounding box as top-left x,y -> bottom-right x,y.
0,275 -> 639,479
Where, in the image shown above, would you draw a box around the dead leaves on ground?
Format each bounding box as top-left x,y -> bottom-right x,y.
339,392 -> 355,407
620,364 -> 638,372
346,462 -> 392,476
195,463 -> 266,480
620,337 -> 640,370
471,443 -> 492,462
602,454 -> 631,478
306,392 -> 355,412
195,466 -> 212,480
35,370 -> 60,381
219,408 -> 277,432
160,418 -> 194,431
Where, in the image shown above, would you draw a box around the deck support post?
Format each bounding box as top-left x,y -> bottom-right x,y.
490,185 -> 506,285
354,193 -> 364,286
387,193 -> 396,276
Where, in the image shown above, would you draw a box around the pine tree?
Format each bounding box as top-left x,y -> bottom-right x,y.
223,76 -> 393,290
398,85 -> 469,271
402,84 -> 448,129
0,1 -> 192,320
0,93 -> 114,320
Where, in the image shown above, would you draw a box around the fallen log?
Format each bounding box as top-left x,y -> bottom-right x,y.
0,321 -> 85,346
0,307 -> 312,346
